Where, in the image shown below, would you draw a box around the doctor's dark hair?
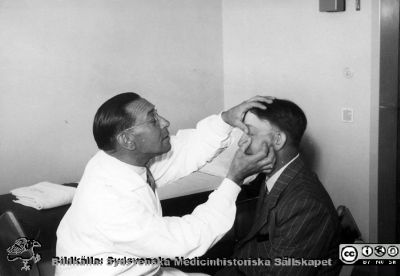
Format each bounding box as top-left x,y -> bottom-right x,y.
249,99 -> 307,148
93,92 -> 141,151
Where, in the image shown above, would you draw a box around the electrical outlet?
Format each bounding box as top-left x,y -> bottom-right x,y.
341,108 -> 354,123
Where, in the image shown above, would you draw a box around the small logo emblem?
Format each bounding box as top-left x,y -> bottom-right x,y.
362,246 -> 373,257
6,238 -> 41,271
341,246 -> 358,263
387,246 -> 399,257
374,245 -> 386,257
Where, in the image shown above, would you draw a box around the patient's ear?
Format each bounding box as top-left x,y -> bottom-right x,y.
273,131 -> 287,151
116,133 -> 136,151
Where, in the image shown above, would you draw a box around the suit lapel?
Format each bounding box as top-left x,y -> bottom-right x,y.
238,157 -> 305,248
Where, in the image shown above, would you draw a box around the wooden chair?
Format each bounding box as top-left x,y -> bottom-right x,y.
0,211 -> 40,276
337,205 -> 363,276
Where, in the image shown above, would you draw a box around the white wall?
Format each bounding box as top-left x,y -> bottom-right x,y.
0,0 -> 223,194
222,0 -> 379,241
0,0 -> 381,241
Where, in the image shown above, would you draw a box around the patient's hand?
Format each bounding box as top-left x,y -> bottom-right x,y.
221,95 -> 274,134
226,139 -> 275,185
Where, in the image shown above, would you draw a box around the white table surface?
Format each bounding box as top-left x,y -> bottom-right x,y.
157,172 -> 224,200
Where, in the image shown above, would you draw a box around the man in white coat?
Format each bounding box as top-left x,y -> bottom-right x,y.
56,92 -> 275,275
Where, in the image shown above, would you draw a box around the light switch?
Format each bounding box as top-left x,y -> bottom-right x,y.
341,108 -> 354,123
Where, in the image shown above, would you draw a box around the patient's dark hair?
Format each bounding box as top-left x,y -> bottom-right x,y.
250,99 -> 307,148
93,92 -> 141,151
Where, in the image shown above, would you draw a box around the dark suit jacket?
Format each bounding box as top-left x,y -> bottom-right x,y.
217,157 -> 341,276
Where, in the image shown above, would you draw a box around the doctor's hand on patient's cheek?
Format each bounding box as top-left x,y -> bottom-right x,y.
261,145 -> 275,174
226,140 -> 275,186
221,95 -> 274,134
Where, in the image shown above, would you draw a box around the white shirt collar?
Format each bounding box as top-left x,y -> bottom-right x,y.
265,154 -> 299,193
131,165 -> 147,181
99,150 -> 147,181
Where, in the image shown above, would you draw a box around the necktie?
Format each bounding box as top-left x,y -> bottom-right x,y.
146,167 -> 156,192
237,174 -> 269,248
253,175 -> 270,220
264,176 -> 270,195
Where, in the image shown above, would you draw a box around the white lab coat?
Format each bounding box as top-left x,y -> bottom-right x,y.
55,114 -> 241,276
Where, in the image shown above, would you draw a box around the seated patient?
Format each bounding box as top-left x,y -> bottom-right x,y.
217,99 -> 340,276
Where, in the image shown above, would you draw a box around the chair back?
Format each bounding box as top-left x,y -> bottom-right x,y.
337,205 -> 363,244
0,211 -> 40,276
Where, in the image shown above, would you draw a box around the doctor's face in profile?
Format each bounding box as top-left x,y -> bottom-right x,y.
238,112 -> 277,155
124,98 -> 171,157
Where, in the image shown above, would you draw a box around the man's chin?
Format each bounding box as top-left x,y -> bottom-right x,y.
162,141 -> 172,153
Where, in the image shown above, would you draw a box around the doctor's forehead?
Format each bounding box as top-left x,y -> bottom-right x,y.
126,98 -> 155,117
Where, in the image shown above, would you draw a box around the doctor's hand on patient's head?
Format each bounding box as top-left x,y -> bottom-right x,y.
226,140 -> 276,185
221,95 -> 274,134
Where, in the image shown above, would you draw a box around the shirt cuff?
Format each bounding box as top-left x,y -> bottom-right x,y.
215,178 -> 241,200
218,112 -> 234,130
203,113 -> 233,138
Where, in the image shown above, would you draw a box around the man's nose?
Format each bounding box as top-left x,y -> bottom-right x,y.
159,115 -> 170,128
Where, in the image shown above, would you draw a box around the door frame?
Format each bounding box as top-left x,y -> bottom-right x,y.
377,0 -> 399,275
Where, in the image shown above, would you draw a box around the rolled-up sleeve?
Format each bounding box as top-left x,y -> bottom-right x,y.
149,114 -> 233,187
